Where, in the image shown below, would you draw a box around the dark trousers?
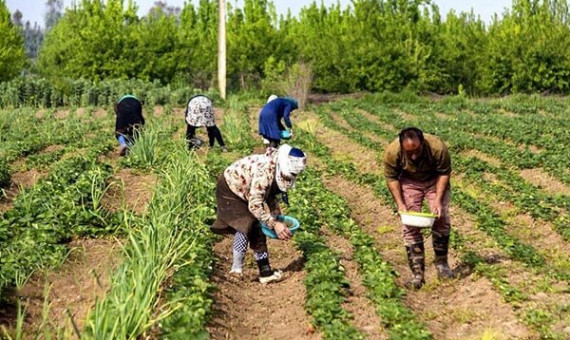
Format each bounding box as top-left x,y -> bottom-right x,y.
186,125 -> 225,147
262,136 -> 280,148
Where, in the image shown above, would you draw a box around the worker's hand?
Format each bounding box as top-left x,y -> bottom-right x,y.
274,221 -> 292,240
289,128 -> 293,137
432,201 -> 443,219
397,203 -> 407,214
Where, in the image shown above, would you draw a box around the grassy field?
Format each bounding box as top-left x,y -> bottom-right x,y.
0,94 -> 569,339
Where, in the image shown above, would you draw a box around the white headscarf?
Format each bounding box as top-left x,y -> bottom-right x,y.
267,94 -> 278,103
275,144 -> 307,192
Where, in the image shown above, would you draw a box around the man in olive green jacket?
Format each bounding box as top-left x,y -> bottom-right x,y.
383,127 -> 453,289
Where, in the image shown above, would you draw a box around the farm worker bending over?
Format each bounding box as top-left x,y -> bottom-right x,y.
211,144 -> 307,284
185,95 -> 227,152
114,95 -> 145,156
258,97 -> 298,148
383,127 -> 453,290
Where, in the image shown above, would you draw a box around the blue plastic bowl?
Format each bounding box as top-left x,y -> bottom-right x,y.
279,130 -> 292,139
261,215 -> 300,239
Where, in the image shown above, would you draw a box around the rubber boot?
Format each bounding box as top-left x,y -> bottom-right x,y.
405,243 -> 425,290
433,233 -> 454,280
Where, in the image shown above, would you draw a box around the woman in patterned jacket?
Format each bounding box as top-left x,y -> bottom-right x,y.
211,144 -> 307,284
185,95 -> 227,151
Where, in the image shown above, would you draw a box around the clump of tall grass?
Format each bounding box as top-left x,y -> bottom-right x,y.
125,129 -> 160,169
84,144 -> 215,339
219,96 -> 256,152
122,116 -> 178,170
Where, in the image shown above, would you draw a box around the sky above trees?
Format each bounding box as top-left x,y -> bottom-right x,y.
6,0 -> 511,27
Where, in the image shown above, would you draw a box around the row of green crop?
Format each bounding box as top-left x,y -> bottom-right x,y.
0,107 -> 115,164
342,99 -> 570,242
330,96 -> 570,186
83,126 -> 217,338
440,104 -> 570,150
314,101 -> 568,338
288,182 -> 367,339
414,103 -> 570,185
318,104 -> 554,271
0,78 -> 220,109
389,101 -> 570,185
293,162 -> 432,339
0,153 -> 117,292
0,106 -> 119,295
454,157 -> 570,238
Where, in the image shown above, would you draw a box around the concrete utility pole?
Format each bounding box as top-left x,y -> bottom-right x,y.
218,0 -> 226,99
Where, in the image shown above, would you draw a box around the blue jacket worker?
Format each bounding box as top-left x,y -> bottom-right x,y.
258,97 -> 299,148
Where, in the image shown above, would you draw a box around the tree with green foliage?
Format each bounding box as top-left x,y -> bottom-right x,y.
432,10 -> 487,95
25,0 -> 570,95
290,3 -> 353,92
0,0 -> 26,82
482,0 -> 570,94
133,5 -> 179,83
39,0 -> 139,80
175,0 -> 218,88
226,0 -> 279,90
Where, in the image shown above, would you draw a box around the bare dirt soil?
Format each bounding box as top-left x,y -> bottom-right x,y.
1,238 -> 121,338
519,168 -> 570,196
207,237 -> 319,340
101,168 -> 157,214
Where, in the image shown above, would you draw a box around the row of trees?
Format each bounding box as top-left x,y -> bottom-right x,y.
2,0 -> 570,95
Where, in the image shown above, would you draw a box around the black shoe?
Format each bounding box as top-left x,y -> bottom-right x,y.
257,258 -> 283,284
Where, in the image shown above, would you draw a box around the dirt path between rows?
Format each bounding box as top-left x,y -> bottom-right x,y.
321,228 -> 386,339
207,237 -> 318,340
